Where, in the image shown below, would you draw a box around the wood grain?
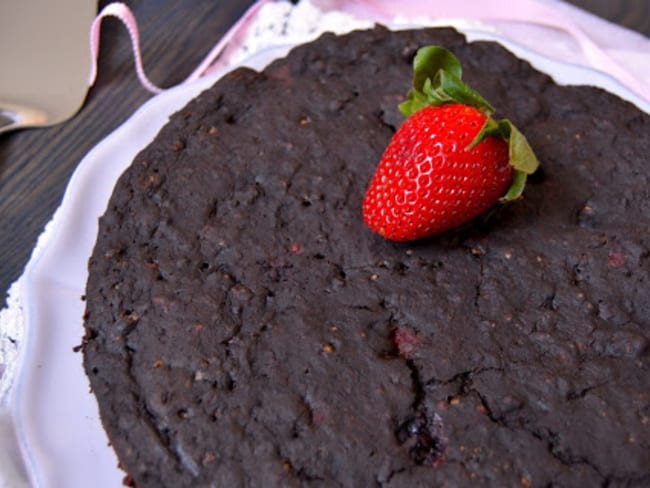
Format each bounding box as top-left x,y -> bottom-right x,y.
0,0 -> 647,305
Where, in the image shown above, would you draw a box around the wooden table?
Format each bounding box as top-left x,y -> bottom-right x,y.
1,0 -> 648,304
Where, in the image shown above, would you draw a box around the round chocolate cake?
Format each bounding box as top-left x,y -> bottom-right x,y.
82,26 -> 650,487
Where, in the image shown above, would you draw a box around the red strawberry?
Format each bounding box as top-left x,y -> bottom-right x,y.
363,46 -> 539,242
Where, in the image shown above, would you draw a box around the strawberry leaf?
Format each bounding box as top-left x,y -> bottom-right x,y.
471,117 -> 539,201
508,122 -> 539,175
412,46 -> 462,92
400,46 -> 495,117
471,118 -> 539,175
435,70 -> 495,114
470,117 -> 507,144
399,84 -> 432,116
501,169 -> 528,202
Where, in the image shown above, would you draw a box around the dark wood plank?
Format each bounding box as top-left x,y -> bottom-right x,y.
566,0 -> 650,36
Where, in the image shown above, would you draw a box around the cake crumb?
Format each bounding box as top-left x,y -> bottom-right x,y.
608,248 -> 626,268
392,326 -> 424,359
470,245 -> 485,257
203,452 -> 217,465
289,242 -> 303,254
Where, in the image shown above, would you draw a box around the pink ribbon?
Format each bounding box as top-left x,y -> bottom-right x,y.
88,0 -> 650,103
88,0 -> 273,94
88,3 -> 161,93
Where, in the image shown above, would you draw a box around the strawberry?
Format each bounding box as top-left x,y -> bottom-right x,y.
363,46 -> 539,242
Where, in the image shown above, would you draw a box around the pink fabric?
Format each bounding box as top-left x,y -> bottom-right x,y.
88,0 -> 650,102
319,0 -> 650,101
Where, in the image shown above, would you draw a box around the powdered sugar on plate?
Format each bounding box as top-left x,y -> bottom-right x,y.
0,282 -> 23,402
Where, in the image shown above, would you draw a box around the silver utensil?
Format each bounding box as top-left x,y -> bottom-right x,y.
0,102 -> 49,135
0,0 -> 96,134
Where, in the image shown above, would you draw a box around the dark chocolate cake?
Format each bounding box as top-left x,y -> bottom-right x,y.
82,26 -> 650,487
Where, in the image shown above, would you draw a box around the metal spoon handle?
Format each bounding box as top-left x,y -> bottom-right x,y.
0,103 -> 48,135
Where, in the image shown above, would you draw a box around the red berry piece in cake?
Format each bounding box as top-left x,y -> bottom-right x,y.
392,325 -> 425,359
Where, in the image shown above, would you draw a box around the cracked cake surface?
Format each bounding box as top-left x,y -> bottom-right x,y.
82,26 -> 650,487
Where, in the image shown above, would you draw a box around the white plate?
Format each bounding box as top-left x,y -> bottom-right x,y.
9,30 -> 650,488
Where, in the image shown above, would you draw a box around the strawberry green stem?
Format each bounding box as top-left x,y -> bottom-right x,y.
399,46 -> 494,117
